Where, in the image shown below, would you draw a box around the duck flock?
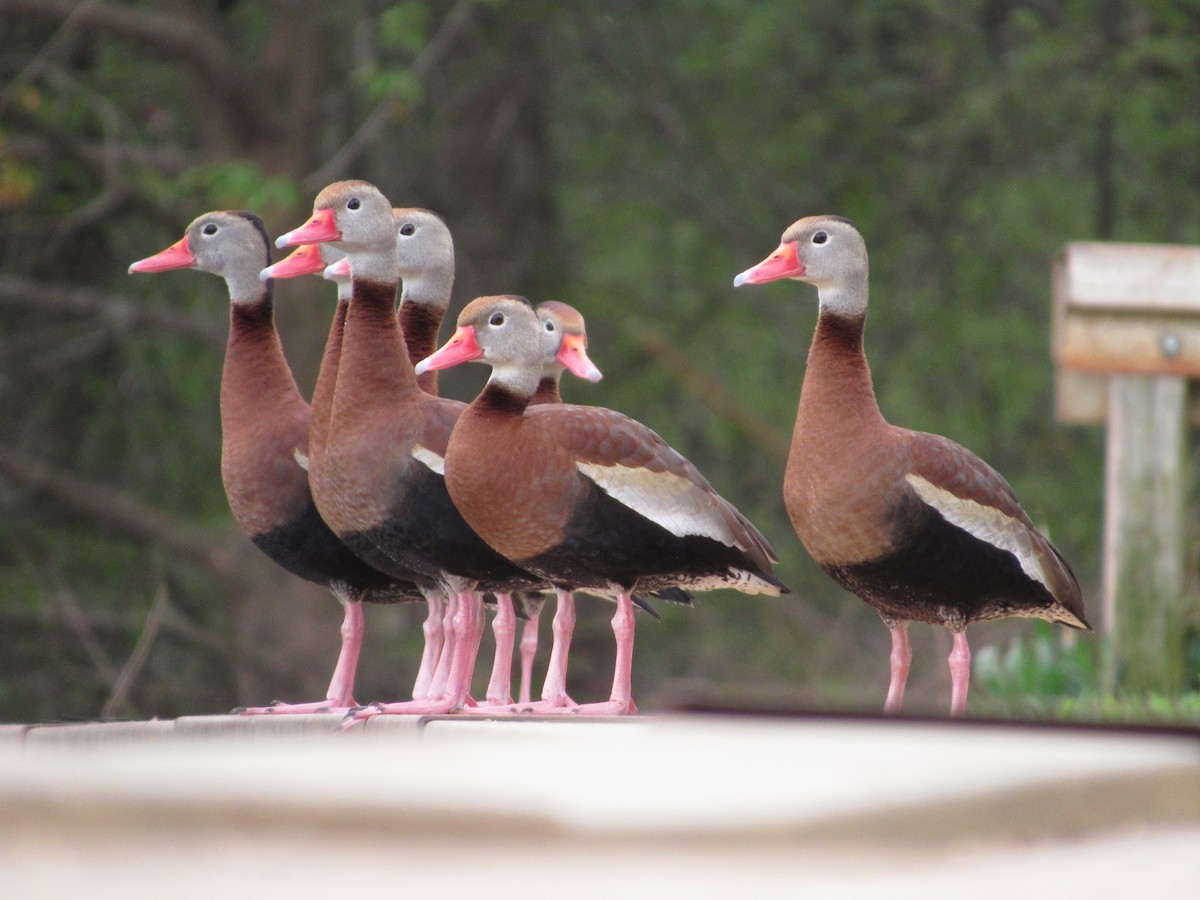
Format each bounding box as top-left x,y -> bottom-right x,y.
129,180 -> 1089,720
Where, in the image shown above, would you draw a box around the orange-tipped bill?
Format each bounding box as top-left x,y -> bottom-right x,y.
415,325 -> 483,375
261,243 -> 326,281
732,241 -> 803,286
276,207 -> 339,248
128,236 -> 196,273
556,333 -> 603,382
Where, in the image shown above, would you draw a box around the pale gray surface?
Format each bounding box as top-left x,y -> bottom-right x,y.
2,714 -> 1197,897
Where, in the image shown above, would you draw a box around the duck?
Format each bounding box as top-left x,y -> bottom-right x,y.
276,183 -> 546,716
129,211 -> 423,715
508,300 -> 603,707
263,237 -> 456,701
505,301 -> 692,709
733,215 -> 1090,716
417,295 -> 788,715
323,236 -> 558,708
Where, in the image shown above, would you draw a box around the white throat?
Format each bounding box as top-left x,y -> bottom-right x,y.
225,267 -> 267,305
816,281 -> 868,318
487,362 -> 540,399
400,272 -> 452,308
344,248 -> 398,284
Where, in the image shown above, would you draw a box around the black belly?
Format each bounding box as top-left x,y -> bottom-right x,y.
522,479 -> 770,593
355,464 -> 544,594
824,505 -> 1058,628
250,499 -> 423,603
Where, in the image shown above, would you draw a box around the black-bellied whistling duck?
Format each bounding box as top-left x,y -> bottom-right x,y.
129,211 -> 422,715
262,239 -> 453,701
511,300 -> 604,707
514,301 -> 690,709
417,295 -> 788,715
734,215 -> 1090,716
276,183 -> 546,716
325,229 -> 551,708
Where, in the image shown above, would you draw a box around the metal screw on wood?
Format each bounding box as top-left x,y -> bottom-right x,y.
1160,333 -> 1182,358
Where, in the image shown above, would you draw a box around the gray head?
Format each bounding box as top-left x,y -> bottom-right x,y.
734,215 -> 869,317
416,294 -> 542,396
276,180 -> 397,283
535,300 -> 602,382
129,211 -> 271,304
393,208 -> 455,307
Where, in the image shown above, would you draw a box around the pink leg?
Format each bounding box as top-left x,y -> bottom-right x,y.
462,587 -> 576,716
480,593 -> 516,706
534,590 -> 636,716
468,591 -> 486,703
948,629 -> 971,717
238,595 -> 363,715
426,592 -> 459,701
518,607 -> 540,705
539,589 -> 576,707
411,593 -> 445,700
445,592 -> 483,706
883,621 -> 911,714
348,595 -> 468,724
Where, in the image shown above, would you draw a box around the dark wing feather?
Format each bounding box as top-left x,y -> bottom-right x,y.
532,404 -> 781,570
903,430 -> 1089,628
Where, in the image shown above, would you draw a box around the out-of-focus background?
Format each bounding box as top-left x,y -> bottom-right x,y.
1,0 -> 1198,723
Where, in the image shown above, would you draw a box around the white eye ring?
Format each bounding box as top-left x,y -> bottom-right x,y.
812,231 -> 828,244
544,321 -> 556,332
489,313 -> 505,327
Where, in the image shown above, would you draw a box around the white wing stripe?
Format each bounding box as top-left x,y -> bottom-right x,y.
577,461 -> 735,545
906,474 -> 1049,590
412,444 -> 445,475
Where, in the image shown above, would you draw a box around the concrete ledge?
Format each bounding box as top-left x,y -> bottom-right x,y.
1,713 -> 1197,897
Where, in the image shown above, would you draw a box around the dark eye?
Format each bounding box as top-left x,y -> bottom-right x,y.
813,231 -> 827,244
399,223 -> 415,236
544,321 -> 556,332
489,313 -> 505,327
202,223 -> 218,236
347,198 -> 361,210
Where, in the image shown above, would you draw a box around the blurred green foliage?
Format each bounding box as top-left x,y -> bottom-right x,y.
1,0 -> 1198,724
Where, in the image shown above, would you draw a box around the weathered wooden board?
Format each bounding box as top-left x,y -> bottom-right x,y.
1053,241 -> 1200,379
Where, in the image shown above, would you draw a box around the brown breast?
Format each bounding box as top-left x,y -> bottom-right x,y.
445,386 -> 583,561
401,301 -> 444,396
219,300 -> 311,536
784,312 -> 907,567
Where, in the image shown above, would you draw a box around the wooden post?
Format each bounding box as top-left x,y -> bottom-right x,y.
1101,375 -> 1187,693
1053,241 -> 1200,696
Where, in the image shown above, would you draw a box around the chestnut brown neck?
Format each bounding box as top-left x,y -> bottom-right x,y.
221,296 -> 309,450
400,301 -> 443,396
795,311 -> 887,443
475,382 -> 533,418
309,299 -> 348,464
336,277 -> 420,407
530,376 -> 561,406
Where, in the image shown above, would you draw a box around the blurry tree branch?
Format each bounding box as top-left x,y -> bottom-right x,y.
1,600 -> 231,663
0,276 -> 227,349
0,443 -> 246,584
0,0 -> 269,136
101,581 -> 167,719
304,0 -> 475,189
0,99 -> 183,231
54,585 -> 118,685
4,133 -> 189,174
630,326 -> 790,463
